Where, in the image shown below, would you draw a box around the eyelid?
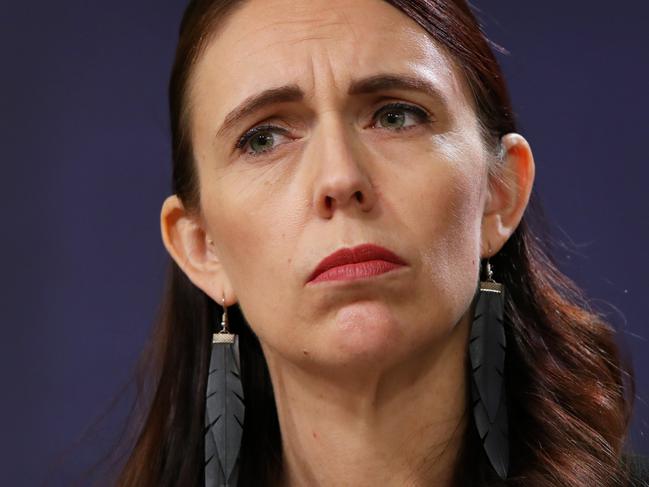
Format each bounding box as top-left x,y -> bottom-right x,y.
235,124 -> 289,151
369,101 -> 432,128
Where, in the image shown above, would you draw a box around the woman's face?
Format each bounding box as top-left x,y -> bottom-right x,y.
187,0 -> 492,370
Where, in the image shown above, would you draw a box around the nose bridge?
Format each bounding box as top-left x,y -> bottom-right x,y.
307,110 -> 375,215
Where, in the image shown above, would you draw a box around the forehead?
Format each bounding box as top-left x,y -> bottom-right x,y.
189,0 -> 471,127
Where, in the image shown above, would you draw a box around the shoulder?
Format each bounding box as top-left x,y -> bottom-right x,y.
624,453 -> 649,486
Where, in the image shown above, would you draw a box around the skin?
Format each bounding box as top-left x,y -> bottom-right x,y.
160,0 -> 535,485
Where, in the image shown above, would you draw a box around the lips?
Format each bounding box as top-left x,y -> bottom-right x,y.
307,243 -> 408,283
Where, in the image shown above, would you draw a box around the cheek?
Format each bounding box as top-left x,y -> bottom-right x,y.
207,167 -> 289,274
203,179 -> 299,338
416,166 -> 483,319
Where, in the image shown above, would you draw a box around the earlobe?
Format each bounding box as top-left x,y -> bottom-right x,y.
160,195 -> 236,304
481,133 -> 536,258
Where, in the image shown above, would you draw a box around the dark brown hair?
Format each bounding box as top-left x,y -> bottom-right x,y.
107,0 -> 637,485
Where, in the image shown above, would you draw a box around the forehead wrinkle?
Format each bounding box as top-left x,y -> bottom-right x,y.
242,21 -> 354,51
265,1 -> 354,28
264,34 -> 340,51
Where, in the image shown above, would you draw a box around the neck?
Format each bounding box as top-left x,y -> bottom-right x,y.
265,315 -> 471,487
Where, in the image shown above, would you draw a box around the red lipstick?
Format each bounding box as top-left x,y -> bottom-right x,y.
307,244 -> 408,284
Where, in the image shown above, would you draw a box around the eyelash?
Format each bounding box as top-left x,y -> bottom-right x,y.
234,102 -> 432,157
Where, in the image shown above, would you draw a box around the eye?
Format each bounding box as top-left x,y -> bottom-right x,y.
235,124 -> 291,157
371,102 -> 431,131
235,103 -> 431,157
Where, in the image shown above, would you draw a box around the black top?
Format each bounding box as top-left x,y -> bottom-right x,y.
627,454 -> 649,486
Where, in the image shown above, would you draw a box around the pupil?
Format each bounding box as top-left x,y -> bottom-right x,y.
384,112 -> 404,127
252,133 -> 273,151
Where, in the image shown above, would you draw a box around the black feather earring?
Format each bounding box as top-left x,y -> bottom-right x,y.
470,257 -> 509,479
205,294 -> 245,487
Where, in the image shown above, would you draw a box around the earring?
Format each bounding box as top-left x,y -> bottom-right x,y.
205,293 -> 245,487
470,256 -> 509,479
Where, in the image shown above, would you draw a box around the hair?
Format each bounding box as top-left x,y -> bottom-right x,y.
104,0 -> 637,485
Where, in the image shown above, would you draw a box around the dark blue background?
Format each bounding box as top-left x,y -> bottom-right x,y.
1,1 -> 647,485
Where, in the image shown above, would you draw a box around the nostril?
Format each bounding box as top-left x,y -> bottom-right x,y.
323,191 -> 365,210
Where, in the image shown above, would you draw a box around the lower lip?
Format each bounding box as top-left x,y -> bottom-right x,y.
308,260 -> 405,284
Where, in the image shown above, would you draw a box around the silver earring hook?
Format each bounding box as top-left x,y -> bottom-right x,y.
485,259 -> 495,282
482,244 -> 496,283
220,292 -> 229,333
213,292 -> 235,344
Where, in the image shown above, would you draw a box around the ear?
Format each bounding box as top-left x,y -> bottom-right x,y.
160,195 -> 237,306
481,133 -> 536,258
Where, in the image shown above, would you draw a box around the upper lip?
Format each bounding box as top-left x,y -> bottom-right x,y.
307,243 -> 408,283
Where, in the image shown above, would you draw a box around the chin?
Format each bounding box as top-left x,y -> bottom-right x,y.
326,301 -> 406,363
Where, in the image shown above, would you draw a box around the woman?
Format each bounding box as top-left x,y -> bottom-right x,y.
113,0 -> 647,485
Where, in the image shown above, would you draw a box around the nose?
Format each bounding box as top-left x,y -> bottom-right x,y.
310,116 -> 376,218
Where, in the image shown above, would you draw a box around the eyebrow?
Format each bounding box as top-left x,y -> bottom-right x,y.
215,73 -> 449,141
